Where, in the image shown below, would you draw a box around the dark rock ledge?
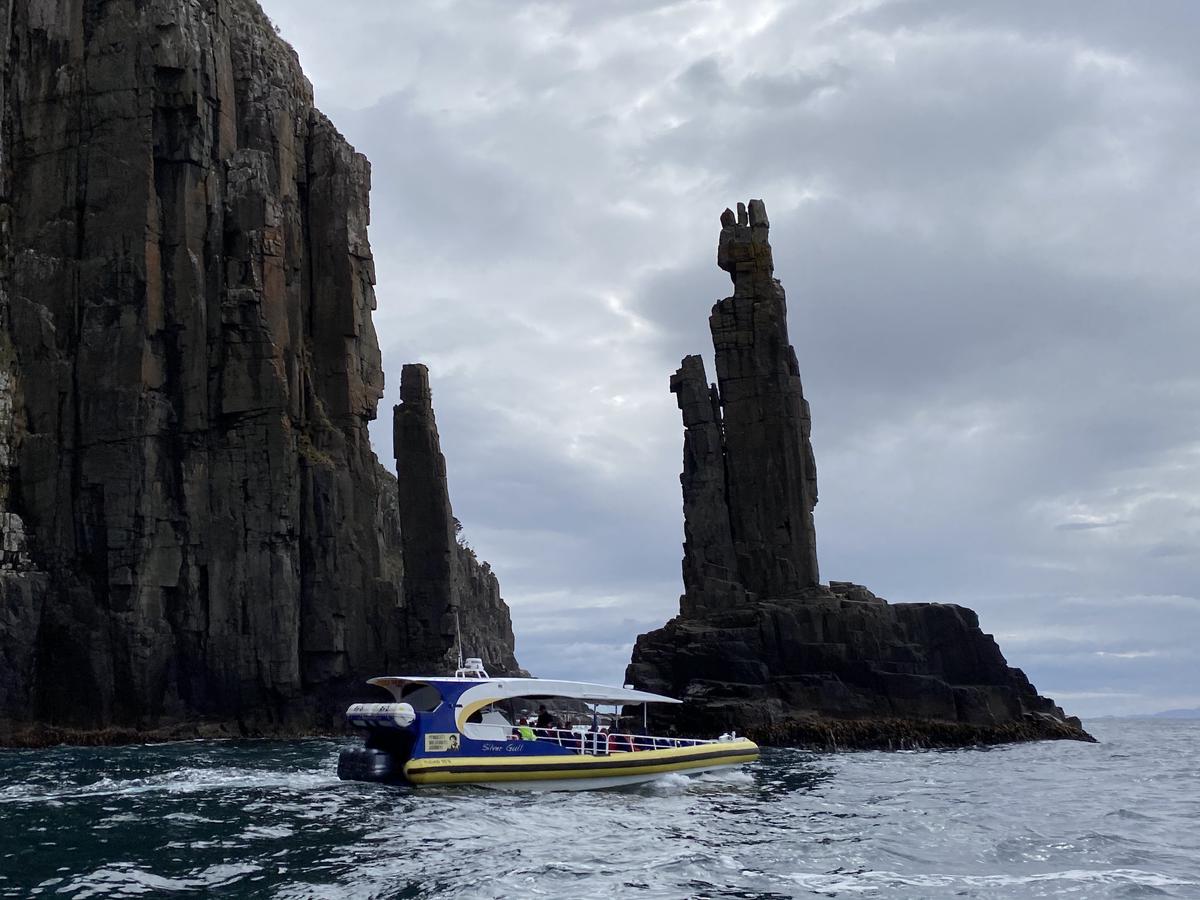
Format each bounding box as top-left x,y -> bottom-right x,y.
2,723 -> 339,751
626,202 -> 1093,749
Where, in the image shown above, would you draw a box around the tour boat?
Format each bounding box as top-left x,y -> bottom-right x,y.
336,659 -> 759,791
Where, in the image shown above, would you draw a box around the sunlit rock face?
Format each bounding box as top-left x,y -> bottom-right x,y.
628,202 -> 1090,748
0,0 -> 516,742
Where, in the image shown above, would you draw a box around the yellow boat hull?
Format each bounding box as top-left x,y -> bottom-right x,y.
404,738 -> 760,790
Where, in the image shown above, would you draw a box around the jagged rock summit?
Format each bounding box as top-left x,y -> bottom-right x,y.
627,201 -> 1091,748
0,0 -> 517,744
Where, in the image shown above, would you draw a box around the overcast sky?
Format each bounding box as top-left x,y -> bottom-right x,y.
259,0 -> 1200,718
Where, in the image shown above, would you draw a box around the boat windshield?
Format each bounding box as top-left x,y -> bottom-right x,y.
462,705 -> 512,740
398,682 -> 442,712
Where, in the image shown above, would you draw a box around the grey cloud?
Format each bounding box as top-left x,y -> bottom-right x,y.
677,56 -> 848,109
262,0 -> 1200,714
1146,542 -> 1199,560
859,0 -> 1200,78
932,590 -> 1200,716
559,0 -> 695,30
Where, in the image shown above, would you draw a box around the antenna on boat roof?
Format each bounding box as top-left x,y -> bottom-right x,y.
451,610 -> 489,678
455,609 -> 464,671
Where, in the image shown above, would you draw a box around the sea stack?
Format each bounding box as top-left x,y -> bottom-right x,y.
627,201 -> 1091,748
0,0 -> 517,744
676,200 -> 819,616
394,364 -> 521,675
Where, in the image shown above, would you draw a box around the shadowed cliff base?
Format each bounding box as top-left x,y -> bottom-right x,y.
627,202 -> 1092,748
743,716 -> 1093,751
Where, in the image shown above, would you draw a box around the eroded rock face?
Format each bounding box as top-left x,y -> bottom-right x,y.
670,202 -> 820,616
0,0 -> 517,741
628,202 -> 1089,747
394,364 -> 521,675
1,0 -> 54,737
671,201 -> 819,615
672,356 -> 744,617
714,200 -> 820,598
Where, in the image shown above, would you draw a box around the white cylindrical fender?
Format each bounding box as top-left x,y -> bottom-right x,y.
346,702 -> 416,730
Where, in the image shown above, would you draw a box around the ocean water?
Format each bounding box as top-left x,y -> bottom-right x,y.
0,719 -> 1196,899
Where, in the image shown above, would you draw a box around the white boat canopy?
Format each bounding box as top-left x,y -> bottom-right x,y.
367,676 -> 681,730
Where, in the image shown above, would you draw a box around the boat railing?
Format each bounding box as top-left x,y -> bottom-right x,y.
523,726 -> 716,756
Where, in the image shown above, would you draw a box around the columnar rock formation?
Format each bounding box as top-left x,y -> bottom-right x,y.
628,201 -> 1090,748
672,356 -> 743,616
0,0 -> 51,735
674,204 -> 819,614
394,364 -> 519,674
711,200 -> 820,597
0,0 -> 517,743
395,365 -> 457,669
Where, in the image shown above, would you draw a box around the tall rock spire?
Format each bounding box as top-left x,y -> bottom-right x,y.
675,199 -> 819,614
394,364 -> 456,662
714,199 -> 819,596
671,355 -> 743,615
393,364 -> 521,674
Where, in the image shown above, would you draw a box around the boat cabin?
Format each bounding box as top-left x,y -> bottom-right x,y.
358,673 -> 719,759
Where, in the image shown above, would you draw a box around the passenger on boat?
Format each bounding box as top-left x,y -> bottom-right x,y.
535,705 -> 559,729
608,732 -> 634,753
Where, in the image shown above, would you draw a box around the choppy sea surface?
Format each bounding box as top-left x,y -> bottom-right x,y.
0,719 -> 1196,898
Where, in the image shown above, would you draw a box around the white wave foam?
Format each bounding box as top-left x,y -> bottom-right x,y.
0,766 -> 338,804
640,772 -> 692,794
635,767 -> 755,796
56,862 -> 261,898
782,867 -> 1199,892
242,823 -> 295,839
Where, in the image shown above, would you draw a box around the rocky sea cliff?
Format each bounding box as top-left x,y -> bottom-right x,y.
0,0 -> 517,746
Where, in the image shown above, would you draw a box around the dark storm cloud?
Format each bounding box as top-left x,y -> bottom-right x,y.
259,0 -> 1200,716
